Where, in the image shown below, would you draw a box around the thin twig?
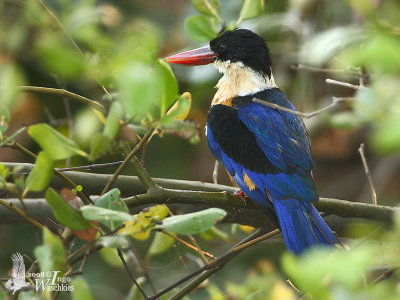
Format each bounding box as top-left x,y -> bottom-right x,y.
66,224 -> 125,264
252,97 -> 351,119
65,249 -> 90,277
117,248 -> 149,299
212,161 -> 219,184
14,86 -> 105,113
63,97 -> 73,168
169,229 -> 280,300
326,78 -> 361,90
358,143 -> 377,205
0,198 -> 44,230
291,64 -> 368,77
0,127 -> 26,148
56,161 -> 123,172
35,0 -> 109,96
129,242 -> 157,294
370,269 -> 395,285
128,155 -> 157,191
101,128 -> 156,195
6,141 -> 93,205
160,230 -> 215,259
149,229 -> 280,300
188,235 -> 209,264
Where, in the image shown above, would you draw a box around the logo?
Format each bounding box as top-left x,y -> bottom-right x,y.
4,252 -> 74,294
5,252 -> 30,294
28,271 -> 74,292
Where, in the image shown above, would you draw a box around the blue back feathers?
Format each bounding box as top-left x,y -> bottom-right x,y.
207,88 -> 338,254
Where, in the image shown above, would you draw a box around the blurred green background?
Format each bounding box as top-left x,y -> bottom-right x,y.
1,0 -> 400,299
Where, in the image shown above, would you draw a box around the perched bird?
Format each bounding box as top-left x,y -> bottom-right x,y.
166,29 -> 338,254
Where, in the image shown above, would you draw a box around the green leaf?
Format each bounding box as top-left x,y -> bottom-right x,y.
155,59 -> 178,116
0,62 -> 24,121
282,247 -> 375,298
148,232 -> 175,257
99,247 -> 123,268
88,132 -> 112,161
95,188 -> 128,229
339,32 -> 400,75
36,33 -> 85,78
24,151 -> 55,194
191,0 -> 220,18
0,164 -> 10,189
126,277 -> 146,300
185,15 -> 217,42
80,206 -> 133,227
117,62 -> 162,119
371,116 -> 400,154
111,19 -> 160,66
73,108 -> 103,145
237,0 -> 264,25
96,236 -> 130,249
159,92 -> 191,126
28,123 -> 87,160
45,188 -> 92,230
157,208 -> 227,235
116,205 -> 168,240
143,204 -> 169,221
96,188 -> 126,211
103,101 -> 123,140
34,228 -> 67,276
17,291 -> 41,300
200,226 -> 230,241
71,277 -> 94,300
300,26 -> 364,66
162,119 -> 201,144
328,112 -> 363,129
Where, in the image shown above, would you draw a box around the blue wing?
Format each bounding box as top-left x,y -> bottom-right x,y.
236,88 -> 314,173
207,88 -> 338,254
233,89 -> 317,203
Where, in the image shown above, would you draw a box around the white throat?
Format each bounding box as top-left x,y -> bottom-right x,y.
212,60 -> 276,106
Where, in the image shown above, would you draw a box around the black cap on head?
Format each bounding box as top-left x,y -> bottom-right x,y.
210,29 -> 272,77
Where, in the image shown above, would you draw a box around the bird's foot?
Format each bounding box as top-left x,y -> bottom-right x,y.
234,189 -> 247,207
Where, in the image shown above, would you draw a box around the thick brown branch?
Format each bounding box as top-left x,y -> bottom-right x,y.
2,163 -> 397,233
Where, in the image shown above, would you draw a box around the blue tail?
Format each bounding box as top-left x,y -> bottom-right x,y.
274,199 -> 338,254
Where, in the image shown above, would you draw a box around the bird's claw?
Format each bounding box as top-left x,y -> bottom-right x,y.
234,189 -> 247,207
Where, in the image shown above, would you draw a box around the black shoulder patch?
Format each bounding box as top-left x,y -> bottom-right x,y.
207,104 -> 279,174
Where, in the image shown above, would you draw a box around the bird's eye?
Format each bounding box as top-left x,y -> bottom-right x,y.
218,44 -> 226,53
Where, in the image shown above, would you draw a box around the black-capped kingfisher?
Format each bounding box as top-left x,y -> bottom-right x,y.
166,29 -> 339,254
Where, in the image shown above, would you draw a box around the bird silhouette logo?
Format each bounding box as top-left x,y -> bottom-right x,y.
5,252 -> 30,294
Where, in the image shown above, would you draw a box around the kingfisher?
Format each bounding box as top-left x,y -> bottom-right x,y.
166,28 -> 338,254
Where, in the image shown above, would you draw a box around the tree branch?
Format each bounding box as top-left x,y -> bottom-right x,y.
0,198 -> 44,230
325,78 -> 362,90
15,86 -> 105,113
101,128 -> 156,195
291,64 -> 368,78
358,143 -> 377,205
5,143 -> 93,205
1,164 -> 398,235
252,97 -> 352,119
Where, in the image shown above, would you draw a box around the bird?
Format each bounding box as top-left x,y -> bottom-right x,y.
5,252 -> 30,294
166,28 -> 339,254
